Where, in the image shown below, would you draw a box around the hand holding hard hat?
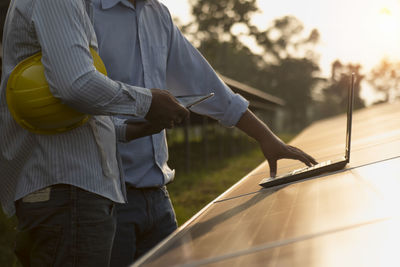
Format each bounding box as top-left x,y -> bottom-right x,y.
6,48 -> 107,134
6,48 -> 189,135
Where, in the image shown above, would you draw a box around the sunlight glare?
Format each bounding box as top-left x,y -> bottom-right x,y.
377,6 -> 399,35
364,0 -> 400,67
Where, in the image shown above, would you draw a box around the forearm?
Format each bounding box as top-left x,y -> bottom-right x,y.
235,109 -> 281,144
125,122 -> 164,142
112,118 -> 159,142
64,70 -> 152,117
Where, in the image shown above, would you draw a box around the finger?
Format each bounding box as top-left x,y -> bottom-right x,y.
288,146 -> 317,166
179,106 -> 190,117
173,116 -> 182,124
176,110 -> 189,124
307,154 -> 318,165
268,159 -> 277,178
302,153 -> 318,165
294,151 -> 313,167
161,120 -> 174,129
299,154 -> 313,167
180,110 -> 190,123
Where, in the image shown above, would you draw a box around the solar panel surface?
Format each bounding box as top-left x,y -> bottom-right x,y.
134,101 -> 400,267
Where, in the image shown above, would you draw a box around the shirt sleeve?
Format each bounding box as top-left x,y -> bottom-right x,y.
31,0 -> 152,117
111,117 -> 128,142
163,7 -> 249,127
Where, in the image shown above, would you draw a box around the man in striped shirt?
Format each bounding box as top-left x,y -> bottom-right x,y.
0,0 -> 188,266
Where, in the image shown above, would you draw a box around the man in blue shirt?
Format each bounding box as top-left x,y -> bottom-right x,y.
93,0 -> 317,265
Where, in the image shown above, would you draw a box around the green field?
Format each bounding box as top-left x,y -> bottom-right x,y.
168,147 -> 265,225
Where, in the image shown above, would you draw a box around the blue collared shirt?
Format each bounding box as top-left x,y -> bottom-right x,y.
0,0 -> 153,216
93,0 -> 249,187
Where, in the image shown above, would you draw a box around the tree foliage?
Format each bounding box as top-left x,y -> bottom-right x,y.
314,60 -> 365,119
189,0 -> 257,41
268,57 -> 320,131
184,0 -> 321,132
368,58 -> 400,103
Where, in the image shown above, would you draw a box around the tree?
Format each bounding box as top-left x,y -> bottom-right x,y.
187,0 -> 258,42
184,0 -> 264,88
315,60 -> 365,119
254,16 -> 321,132
268,57 -> 320,132
253,16 -> 320,64
368,58 -> 400,103
185,0 -> 322,132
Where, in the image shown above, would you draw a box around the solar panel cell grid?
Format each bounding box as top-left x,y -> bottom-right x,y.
134,102 -> 400,267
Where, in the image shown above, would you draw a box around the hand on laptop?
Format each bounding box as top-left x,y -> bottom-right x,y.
235,109 -> 318,178
259,139 -> 318,178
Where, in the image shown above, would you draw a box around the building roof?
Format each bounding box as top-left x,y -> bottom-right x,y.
220,74 -> 285,110
134,101 -> 400,266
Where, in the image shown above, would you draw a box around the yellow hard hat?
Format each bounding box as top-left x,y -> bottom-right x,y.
6,48 -> 107,135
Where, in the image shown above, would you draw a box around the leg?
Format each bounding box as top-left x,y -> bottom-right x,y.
110,187 -> 147,267
135,186 -> 177,259
74,186 -> 116,267
15,184 -> 116,267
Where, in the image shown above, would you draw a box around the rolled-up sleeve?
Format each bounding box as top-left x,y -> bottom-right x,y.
31,0 -> 152,117
164,9 -> 248,127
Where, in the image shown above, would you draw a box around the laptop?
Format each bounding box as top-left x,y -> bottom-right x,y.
259,73 -> 355,188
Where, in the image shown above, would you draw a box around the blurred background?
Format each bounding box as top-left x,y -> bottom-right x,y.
1,0 -> 400,265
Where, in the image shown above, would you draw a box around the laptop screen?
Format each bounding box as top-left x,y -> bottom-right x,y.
345,73 -> 355,161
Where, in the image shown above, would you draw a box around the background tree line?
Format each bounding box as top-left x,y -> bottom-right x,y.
180,0 -> 399,133
0,0 -> 399,129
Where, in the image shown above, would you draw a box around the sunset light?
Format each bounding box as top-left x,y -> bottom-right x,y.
377,5 -> 400,36
161,0 -> 400,76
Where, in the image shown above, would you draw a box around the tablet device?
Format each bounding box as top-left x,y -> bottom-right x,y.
176,93 -> 214,108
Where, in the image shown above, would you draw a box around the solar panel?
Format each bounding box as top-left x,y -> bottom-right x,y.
133,102 -> 400,267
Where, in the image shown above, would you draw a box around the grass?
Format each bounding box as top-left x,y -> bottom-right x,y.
168,147 -> 265,225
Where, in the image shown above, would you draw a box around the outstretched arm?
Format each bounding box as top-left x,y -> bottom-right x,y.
236,109 -> 317,177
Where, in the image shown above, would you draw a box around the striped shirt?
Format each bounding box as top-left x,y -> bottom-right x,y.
0,0 -> 153,216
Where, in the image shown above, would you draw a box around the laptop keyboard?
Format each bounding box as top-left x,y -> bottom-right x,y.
279,160 -> 332,178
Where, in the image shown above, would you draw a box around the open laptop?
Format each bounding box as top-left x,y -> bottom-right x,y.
259,73 -> 355,188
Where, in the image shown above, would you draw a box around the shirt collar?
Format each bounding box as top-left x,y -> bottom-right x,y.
101,0 -> 150,10
101,0 -> 121,10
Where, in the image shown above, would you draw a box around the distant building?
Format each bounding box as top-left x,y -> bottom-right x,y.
187,73 -> 285,132
220,74 -> 284,132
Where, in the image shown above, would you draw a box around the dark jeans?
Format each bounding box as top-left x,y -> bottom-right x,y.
15,184 -> 116,267
110,186 -> 177,267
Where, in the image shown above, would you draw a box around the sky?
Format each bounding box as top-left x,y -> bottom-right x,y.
159,0 -> 400,103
